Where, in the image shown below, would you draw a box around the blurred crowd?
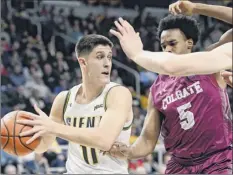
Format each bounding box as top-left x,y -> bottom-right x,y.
1,0 -> 232,174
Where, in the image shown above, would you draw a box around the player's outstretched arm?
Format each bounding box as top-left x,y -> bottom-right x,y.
34,91 -> 68,153
110,18 -> 232,76
169,0 -> 232,24
107,92 -> 162,159
134,42 -> 232,76
17,86 -> 132,152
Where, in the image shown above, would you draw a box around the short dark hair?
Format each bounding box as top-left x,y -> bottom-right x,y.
157,14 -> 200,45
75,34 -> 113,57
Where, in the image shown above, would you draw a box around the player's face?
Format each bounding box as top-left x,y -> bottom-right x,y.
160,29 -> 193,54
83,45 -> 112,85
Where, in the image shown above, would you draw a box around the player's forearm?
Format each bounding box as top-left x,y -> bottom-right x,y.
166,52 -> 232,76
133,50 -> 232,76
128,136 -> 156,159
34,135 -> 56,154
132,51 -> 174,74
193,3 -> 232,24
53,123 -> 111,151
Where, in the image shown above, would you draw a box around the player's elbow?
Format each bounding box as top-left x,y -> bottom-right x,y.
99,142 -> 112,152
95,130 -> 114,151
97,137 -> 113,151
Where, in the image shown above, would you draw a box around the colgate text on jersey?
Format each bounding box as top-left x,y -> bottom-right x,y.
162,81 -> 203,110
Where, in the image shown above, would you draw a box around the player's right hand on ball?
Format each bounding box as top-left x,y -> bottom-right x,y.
169,0 -> 195,16
104,141 -> 131,160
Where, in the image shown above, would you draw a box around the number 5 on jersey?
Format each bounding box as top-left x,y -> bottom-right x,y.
177,102 -> 195,130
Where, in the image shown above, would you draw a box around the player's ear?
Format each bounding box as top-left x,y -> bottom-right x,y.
187,39 -> 193,50
78,57 -> 87,67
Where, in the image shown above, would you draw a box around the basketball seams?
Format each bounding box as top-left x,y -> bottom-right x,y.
2,111 -> 41,156
1,135 -> 34,137
13,111 -> 19,156
2,119 -> 10,149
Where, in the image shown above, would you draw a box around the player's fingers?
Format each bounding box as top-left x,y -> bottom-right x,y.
168,4 -> 172,12
118,145 -> 128,152
119,17 -> 134,33
169,4 -> 175,14
118,18 -> 128,33
26,131 -> 42,144
221,71 -> 233,77
223,76 -> 233,87
18,111 -> 38,120
19,127 -> 41,137
16,119 -> 41,126
169,4 -> 176,15
110,29 -> 122,40
34,104 -> 46,116
114,20 -> 126,35
174,2 -> 182,14
172,4 -> 180,15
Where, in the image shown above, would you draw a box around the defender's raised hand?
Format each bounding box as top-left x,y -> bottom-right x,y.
169,0 -> 195,15
110,17 -> 143,60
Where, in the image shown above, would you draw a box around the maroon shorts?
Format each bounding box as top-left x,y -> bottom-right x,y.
165,147 -> 232,174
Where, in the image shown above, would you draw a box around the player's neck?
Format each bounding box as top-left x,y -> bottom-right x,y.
79,81 -> 105,103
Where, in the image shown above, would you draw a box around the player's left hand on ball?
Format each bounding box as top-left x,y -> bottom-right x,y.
221,71 -> 233,87
110,17 -> 143,60
16,104 -> 56,144
169,0 -> 195,16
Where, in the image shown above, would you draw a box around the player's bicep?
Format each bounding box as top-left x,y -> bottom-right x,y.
141,92 -> 161,144
99,86 -> 132,143
49,91 -> 68,124
211,42 -> 232,59
206,29 -> 232,51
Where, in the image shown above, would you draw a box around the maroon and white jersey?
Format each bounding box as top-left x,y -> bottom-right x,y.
151,74 -> 232,159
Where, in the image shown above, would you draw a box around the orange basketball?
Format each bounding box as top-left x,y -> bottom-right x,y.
1,111 -> 41,156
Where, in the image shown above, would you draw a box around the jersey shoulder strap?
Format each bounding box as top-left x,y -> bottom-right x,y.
63,90 -> 71,117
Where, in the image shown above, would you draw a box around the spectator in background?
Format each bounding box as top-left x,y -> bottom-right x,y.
53,79 -> 68,94
42,63 -> 59,92
4,164 -> 17,174
143,154 -> 157,174
110,69 -> 123,84
35,154 -> 50,174
139,69 -> 158,87
50,153 -> 66,168
9,64 -> 26,87
140,88 -> 150,111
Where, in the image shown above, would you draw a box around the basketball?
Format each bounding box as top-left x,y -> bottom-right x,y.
1,111 -> 41,156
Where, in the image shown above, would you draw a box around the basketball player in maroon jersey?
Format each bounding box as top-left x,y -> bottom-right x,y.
107,4 -> 232,175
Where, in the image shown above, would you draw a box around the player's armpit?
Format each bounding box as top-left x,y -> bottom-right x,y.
34,91 -> 68,153
129,92 -> 162,159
